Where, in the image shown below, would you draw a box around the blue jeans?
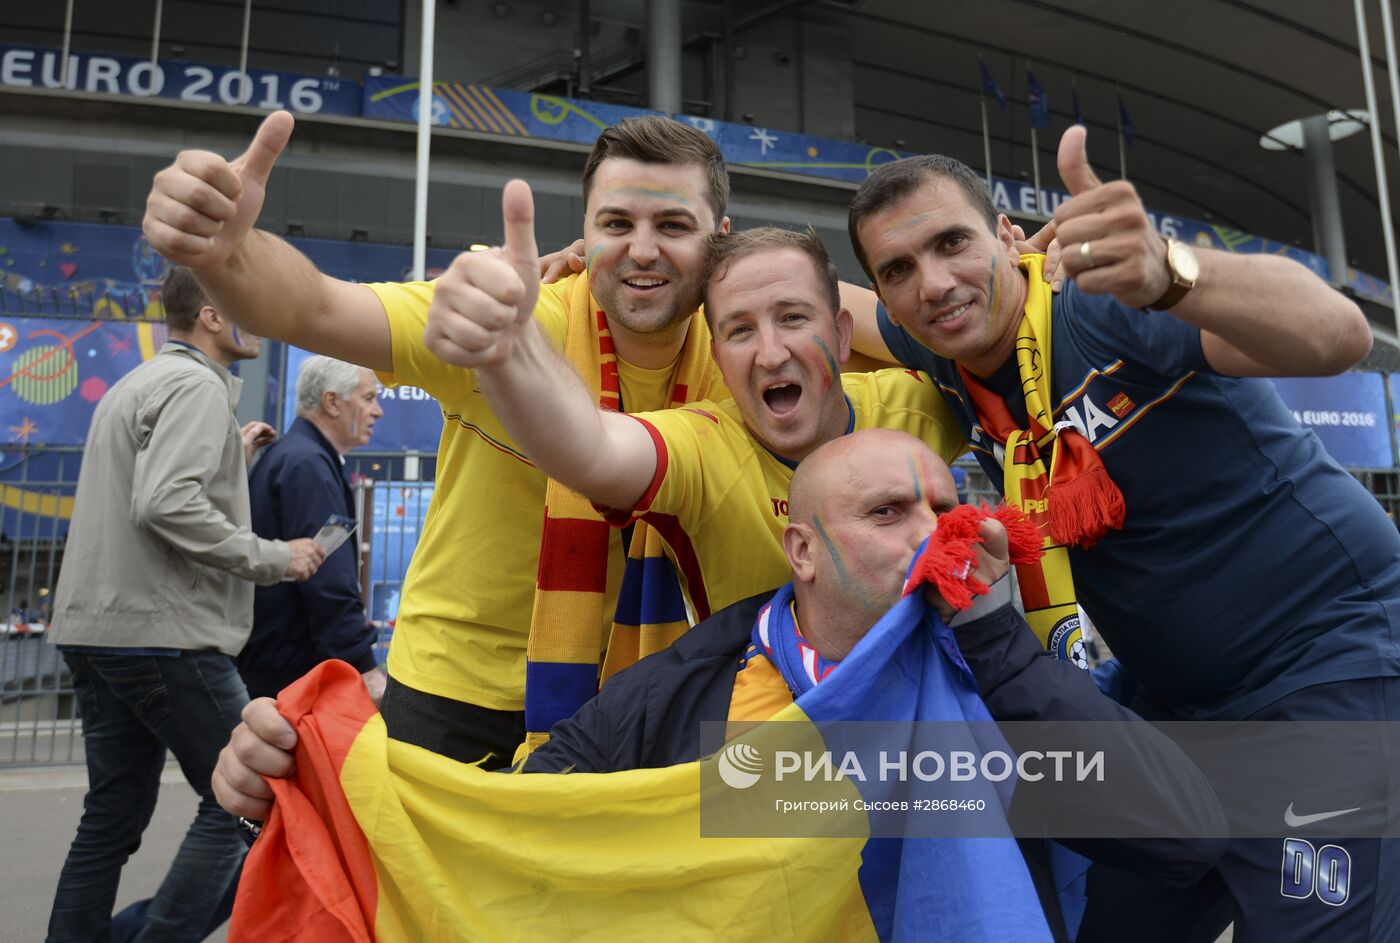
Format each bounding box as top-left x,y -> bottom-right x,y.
47,650 -> 250,943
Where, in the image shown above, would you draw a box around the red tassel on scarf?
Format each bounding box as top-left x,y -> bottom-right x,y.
903,503 -> 1043,609
1044,428 -> 1125,550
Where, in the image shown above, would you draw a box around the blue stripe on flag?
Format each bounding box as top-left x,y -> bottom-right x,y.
524,661 -> 599,731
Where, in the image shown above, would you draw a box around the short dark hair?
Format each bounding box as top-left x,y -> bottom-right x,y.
701,226 -> 840,325
161,266 -> 208,333
581,115 -> 729,226
847,155 -> 998,283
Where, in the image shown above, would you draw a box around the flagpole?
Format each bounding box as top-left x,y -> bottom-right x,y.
1355,0 -> 1400,338
1030,126 -> 1043,217
1117,86 -> 1128,180
412,0 -> 436,282
981,93 -> 993,190
1026,61 -> 1044,217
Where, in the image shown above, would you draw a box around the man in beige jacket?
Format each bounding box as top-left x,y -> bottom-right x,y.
45,266 -> 324,943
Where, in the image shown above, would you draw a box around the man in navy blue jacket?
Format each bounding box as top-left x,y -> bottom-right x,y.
239,355 -> 386,701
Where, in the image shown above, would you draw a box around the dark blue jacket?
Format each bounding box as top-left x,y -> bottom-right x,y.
525,593 -> 1227,941
239,417 -> 377,699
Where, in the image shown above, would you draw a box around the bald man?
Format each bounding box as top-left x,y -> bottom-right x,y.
215,430 -> 1222,941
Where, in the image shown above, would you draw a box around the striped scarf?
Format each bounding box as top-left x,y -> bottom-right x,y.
521,274 -> 719,759
952,254 -> 1125,663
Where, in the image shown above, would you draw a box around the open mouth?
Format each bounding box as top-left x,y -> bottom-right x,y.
762,382 -> 803,417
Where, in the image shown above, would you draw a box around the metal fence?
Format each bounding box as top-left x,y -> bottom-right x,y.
2,459 -> 1400,768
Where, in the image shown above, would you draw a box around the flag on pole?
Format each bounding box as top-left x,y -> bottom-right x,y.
1118,95 -> 1135,148
980,60 -> 1006,111
1027,69 -> 1051,129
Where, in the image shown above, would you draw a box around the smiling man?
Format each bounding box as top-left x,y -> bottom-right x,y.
846,127 -> 1400,943
426,200 -> 965,622
142,113 -> 732,765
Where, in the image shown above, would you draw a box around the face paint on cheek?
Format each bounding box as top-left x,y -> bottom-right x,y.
585,245 -> 604,272
813,514 -> 886,606
231,326 -> 244,347
986,254 -> 999,323
812,515 -> 855,587
811,336 -> 839,391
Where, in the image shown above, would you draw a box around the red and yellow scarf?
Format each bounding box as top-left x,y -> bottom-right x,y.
521,274 -> 719,760
957,255 -> 1125,660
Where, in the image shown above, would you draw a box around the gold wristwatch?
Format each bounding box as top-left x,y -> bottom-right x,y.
1148,238 -> 1199,311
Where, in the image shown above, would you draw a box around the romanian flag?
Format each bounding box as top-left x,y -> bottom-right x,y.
231,555 -> 1056,942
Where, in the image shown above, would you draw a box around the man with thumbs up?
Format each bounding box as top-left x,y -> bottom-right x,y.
847,127 -> 1400,941
143,113 -> 733,767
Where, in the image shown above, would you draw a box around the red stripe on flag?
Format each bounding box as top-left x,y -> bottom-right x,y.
536,516 -> 612,592
231,661 -> 380,942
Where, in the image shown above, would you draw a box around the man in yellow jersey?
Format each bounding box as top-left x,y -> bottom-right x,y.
142,111 -> 733,765
421,184 -> 967,618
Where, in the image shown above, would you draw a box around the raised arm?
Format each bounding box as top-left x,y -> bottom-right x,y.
144,111 -> 392,373
1050,125 -> 1371,378
423,180 -> 658,511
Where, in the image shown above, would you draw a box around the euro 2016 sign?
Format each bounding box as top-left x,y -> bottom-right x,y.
0,45 -> 358,116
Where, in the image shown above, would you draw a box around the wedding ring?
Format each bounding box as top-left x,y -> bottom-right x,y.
1079,240 -> 1096,269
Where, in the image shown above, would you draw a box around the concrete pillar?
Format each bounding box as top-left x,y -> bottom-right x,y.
647,0 -> 683,115
1302,113 -> 1350,286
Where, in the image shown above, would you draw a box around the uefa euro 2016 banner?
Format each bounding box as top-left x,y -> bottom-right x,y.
0,45 -> 358,115
2,42 -> 1386,306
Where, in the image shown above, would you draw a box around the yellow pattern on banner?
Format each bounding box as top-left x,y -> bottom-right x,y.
0,485 -> 74,520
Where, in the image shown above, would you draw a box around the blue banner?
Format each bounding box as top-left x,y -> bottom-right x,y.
0,45 -> 359,116
0,317 -> 164,447
283,345 -> 443,453
362,75 -> 657,145
1272,373 -> 1393,469
367,481 -> 435,622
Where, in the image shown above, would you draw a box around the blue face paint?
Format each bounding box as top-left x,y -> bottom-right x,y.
906,453 -> 924,502
812,515 -> 854,586
231,325 -> 245,347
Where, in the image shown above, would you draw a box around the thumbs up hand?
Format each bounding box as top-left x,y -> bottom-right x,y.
424,179 -> 540,367
144,111 -> 294,269
1052,125 -> 1171,309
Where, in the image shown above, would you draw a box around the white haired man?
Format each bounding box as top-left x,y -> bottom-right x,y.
238,355 -> 387,702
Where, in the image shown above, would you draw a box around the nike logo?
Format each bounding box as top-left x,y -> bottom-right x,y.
1283,803 -> 1361,828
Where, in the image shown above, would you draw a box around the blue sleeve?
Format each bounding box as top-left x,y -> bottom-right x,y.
280,458 -> 378,673
1058,280 -> 1210,376
876,301 -> 942,373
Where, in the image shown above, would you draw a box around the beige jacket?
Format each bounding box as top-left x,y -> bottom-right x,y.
49,343 -> 291,654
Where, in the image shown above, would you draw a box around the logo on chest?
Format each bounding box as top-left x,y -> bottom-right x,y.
1060,391 -> 1132,444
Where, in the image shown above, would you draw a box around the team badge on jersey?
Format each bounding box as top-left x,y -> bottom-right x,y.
1048,614 -> 1088,669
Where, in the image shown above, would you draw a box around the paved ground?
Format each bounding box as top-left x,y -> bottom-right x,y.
0,764 -> 229,943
